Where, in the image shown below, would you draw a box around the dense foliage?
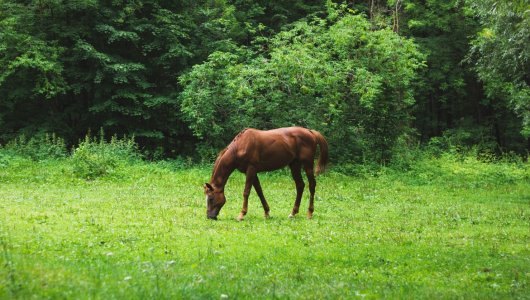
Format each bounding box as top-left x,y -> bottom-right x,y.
0,0 -> 528,163
468,0 -> 530,138
180,13 -> 424,162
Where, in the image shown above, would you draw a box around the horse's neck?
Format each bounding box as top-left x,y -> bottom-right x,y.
211,151 -> 235,189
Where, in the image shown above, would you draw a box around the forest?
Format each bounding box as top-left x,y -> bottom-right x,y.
1,0 -> 528,164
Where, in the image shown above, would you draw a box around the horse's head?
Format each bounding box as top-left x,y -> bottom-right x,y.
204,183 -> 226,220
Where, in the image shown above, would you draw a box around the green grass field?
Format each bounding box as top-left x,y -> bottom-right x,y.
1,156 -> 529,299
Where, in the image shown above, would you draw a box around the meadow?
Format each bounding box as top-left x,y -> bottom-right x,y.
0,154 -> 529,299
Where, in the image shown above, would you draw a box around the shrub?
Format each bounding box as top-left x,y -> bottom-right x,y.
424,121 -> 499,158
71,133 -> 141,179
2,133 -> 67,161
0,151 -> 12,167
179,12 -> 425,164
389,131 -> 424,171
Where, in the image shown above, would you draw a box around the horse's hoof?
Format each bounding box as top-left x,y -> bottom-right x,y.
264,213 -> 270,219
307,213 -> 313,219
237,214 -> 245,221
288,214 -> 295,218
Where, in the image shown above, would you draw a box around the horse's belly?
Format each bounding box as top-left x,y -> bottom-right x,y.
256,160 -> 289,172
255,152 -> 295,172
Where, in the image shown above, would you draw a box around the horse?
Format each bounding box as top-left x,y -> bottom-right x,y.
203,127 -> 329,221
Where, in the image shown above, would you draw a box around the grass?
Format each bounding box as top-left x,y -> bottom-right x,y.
0,155 -> 529,299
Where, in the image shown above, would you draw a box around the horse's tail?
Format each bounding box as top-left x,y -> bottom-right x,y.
311,130 -> 329,175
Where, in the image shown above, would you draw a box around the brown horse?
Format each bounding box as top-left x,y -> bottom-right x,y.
204,127 -> 329,220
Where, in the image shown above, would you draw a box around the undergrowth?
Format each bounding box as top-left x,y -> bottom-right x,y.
71,133 -> 140,180
0,132 -> 528,187
1,133 -> 67,161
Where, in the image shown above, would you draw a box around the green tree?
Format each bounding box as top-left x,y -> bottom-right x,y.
468,0 -> 530,141
401,0 -> 479,140
342,0 -> 527,154
0,0 -> 326,155
180,11 -> 424,163
0,1 -> 66,139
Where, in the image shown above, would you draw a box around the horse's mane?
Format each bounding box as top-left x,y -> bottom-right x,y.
210,128 -> 249,181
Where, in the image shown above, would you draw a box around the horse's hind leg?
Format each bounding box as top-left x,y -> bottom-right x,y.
304,164 -> 316,219
289,162 -> 305,218
253,175 -> 270,218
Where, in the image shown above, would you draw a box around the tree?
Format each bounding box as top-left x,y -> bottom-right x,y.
468,0 -> 530,143
180,11 -> 424,163
0,1 -> 66,140
0,0 -> 327,155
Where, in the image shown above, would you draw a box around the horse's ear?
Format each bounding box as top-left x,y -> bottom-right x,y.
204,183 -> 214,192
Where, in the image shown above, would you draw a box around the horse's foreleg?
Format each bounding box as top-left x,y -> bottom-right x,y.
305,166 -> 316,219
289,162 -> 305,218
238,167 -> 256,221
253,175 -> 270,218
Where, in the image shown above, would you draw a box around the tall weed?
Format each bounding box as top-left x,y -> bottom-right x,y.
2,133 -> 67,161
71,133 -> 141,179
389,132 -> 424,171
0,151 -> 13,167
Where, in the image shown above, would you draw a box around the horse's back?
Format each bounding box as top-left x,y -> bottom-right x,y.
243,127 -> 315,150
265,127 -> 317,150
235,127 -> 317,171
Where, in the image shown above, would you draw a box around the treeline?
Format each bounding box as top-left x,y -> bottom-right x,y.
0,0 -> 528,163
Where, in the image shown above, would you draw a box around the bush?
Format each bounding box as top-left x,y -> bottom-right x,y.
179,11 -> 425,164
71,133 -> 141,179
0,151 -> 13,167
2,133 -> 67,161
388,131 -> 424,171
424,121 -> 499,158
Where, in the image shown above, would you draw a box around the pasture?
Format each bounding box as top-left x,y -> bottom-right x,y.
1,156 -> 529,299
